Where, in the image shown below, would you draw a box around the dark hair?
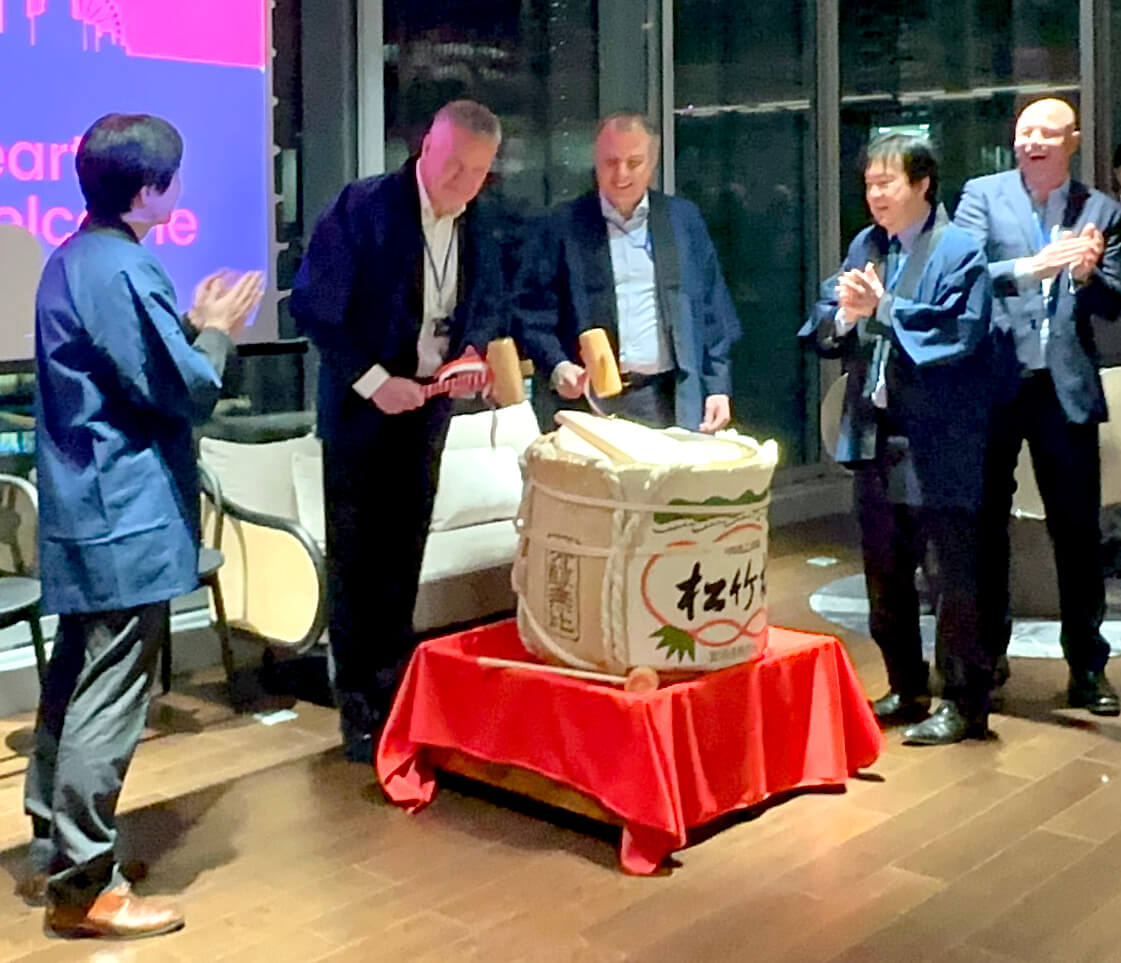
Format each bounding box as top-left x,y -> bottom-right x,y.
1114,142 -> 1121,170
76,113 -> 183,220
863,133 -> 939,205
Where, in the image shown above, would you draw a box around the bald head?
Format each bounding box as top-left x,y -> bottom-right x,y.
1014,98 -> 1080,200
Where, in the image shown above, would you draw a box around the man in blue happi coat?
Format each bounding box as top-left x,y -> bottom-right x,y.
802,134 -> 999,745
23,113 -> 262,939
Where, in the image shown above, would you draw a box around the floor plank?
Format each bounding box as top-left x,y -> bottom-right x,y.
1,515 -> 1119,961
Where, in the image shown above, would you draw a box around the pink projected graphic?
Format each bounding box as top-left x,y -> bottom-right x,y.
0,0 -> 272,360
1,0 -> 264,67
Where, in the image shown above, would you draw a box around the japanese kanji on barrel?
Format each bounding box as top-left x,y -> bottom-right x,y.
512,419 -> 780,675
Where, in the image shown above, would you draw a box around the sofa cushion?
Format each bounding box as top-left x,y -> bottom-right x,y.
287,442 -> 524,544
199,433 -> 320,520
430,446 -> 523,532
291,449 -> 326,547
444,400 -> 541,455
420,519 -> 520,581
414,520 -> 519,632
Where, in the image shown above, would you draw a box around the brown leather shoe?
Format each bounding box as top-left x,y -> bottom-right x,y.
15,872 -> 47,906
46,885 -> 184,940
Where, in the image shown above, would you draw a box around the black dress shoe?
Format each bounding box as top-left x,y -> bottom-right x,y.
902,701 -> 988,746
871,691 -> 931,723
1068,670 -> 1121,716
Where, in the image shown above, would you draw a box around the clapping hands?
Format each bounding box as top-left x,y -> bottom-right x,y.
188,269 -> 265,336
837,261 -> 885,320
1029,223 -> 1105,282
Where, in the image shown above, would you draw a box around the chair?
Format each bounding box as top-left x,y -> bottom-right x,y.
159,462 -> 237,703
0,473 -> 47,683
1008,365 -> 1121,617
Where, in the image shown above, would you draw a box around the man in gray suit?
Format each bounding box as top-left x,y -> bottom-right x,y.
955,97 -> 1121,714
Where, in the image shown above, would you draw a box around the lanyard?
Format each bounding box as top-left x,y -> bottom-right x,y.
1033,209 -> 1048,252
422,226 -> 456,302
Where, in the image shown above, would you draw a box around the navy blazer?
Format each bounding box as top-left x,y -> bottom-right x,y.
290,159 -> 509,445
801,209 -> 994,509
514,190 -> 740,430
35,225 -> 231,614
954,170 -> 1121,424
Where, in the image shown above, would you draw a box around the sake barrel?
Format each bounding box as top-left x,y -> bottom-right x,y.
512,414 -> 779,674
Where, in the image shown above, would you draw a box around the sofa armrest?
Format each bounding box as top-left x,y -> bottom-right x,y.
209,497 -> 327,651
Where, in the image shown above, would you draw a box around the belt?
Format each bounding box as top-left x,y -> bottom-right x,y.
619,370 -> 675,391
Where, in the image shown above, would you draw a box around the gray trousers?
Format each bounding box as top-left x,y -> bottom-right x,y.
24,602 -> 168,906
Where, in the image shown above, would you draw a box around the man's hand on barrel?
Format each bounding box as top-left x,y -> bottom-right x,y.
372,376 -> 426,414
553,360 -> 589,400
699,394 -> 731,433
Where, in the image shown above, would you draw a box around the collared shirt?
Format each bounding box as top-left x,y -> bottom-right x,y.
601,192 -> 673,376
352,166 -> 464,399
1012,177 -> 1070,370
416,165 -> 464,377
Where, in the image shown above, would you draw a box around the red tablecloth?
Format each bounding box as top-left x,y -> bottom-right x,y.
376,620 -> 883,874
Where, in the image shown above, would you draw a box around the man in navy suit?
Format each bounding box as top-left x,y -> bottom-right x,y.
955,98 -> 1121,715
803,134 -> 996,745
515,112 -> 740,433
291,101 -> 508,762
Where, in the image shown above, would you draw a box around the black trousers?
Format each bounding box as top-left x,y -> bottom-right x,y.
321,399 -> 453,724
978,372 -> 1109,674
855,462 -> 995,717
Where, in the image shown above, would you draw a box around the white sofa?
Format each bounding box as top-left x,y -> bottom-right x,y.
198,400 -> 541,649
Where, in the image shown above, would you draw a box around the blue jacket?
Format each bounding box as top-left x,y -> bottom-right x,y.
514,190 -> 740,430
954,169 -> 1121,424
801,207 -> 994,509
290,159 -> 509,446
35,224 -> 231,614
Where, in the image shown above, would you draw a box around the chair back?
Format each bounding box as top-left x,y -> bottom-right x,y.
819,372 -> 848,463
197,460 -> 226,548
0,473 -> 38,577
1099,366 -> 1121,507
0,225 -> 42,363
1012,366 -> 1121,518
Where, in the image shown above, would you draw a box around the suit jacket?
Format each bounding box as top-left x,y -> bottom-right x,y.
290,159 -> 508,445
35,224 -> 231,614
954,169 -> 1121,424
800,207 -> 994,509
514,190 -> 740,430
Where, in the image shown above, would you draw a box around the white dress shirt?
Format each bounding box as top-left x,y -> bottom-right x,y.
602,192 -> 673,375
1011,177 -> 1070,370
352,166 -> 464,399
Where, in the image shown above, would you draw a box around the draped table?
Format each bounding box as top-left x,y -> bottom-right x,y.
376,619 -> 882,874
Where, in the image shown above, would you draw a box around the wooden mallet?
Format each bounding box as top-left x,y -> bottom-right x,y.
578,328 -> 623,399
476,656 -> 660,694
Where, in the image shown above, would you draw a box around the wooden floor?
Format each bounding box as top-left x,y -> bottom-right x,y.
2,514 -> 1121,961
